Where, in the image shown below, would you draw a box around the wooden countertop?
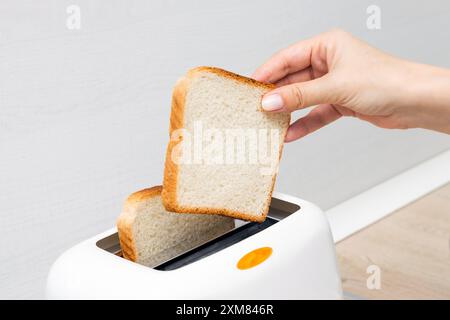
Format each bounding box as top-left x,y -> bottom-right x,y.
336,183 -> 450,299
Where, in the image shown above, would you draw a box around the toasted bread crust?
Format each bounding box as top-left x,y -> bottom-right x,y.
116,186 -> 163,262
161,66 -> 290,223
125,185 -> 162,207
191,66 -> 276,90
161,71 -> 188,216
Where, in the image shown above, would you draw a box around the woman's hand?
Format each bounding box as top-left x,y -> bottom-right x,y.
253,29 -> 450,141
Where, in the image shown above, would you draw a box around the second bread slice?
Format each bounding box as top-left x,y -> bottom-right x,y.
117,186 -> 235,267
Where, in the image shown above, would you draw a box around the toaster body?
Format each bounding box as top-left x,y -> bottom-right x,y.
46,192 -> 342,299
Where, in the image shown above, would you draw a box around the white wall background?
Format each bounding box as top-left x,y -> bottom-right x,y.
0,0 -> 449,299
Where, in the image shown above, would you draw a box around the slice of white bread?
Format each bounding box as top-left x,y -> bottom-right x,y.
162,67 -> 290,222
117,186 -> 235,267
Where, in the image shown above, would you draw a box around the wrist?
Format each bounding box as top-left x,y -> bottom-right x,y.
397,61 -> 450,133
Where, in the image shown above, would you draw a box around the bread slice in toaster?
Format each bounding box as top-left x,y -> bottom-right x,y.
162,67 -> 290,222
117,186 -> 235,267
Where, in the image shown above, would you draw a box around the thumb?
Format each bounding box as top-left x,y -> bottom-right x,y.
261,76 -> 335,112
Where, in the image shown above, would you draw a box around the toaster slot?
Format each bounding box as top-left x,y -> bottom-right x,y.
96,197 -> 300,267
154,217 -> 278,271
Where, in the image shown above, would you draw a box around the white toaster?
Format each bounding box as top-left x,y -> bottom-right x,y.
46,192 -> 342,299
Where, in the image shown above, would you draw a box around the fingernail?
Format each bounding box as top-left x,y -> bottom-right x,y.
261,94 -> 283,111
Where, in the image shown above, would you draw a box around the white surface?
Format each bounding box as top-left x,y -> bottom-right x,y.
46,192 -> 342,299
327,150 -> 450,243
1,1 -> 450,299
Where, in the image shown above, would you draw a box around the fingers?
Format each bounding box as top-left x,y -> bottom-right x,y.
284,104 -> 342,142
275,67 -> 314,87
252,36 -> 320,83
356,113 -> 408,130
261,75 -> 334,112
